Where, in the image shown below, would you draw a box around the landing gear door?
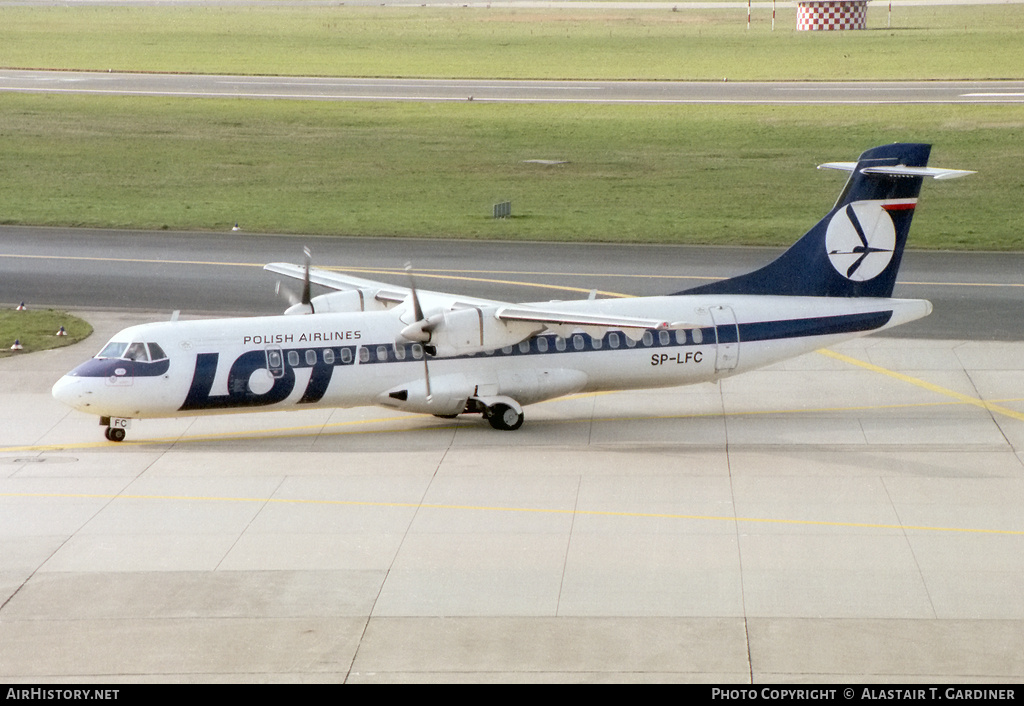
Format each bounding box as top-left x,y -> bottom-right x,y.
710,305 -> 740,372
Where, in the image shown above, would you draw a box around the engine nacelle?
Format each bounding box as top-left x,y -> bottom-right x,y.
406,307 -> 543,358
289,289 -> 394,315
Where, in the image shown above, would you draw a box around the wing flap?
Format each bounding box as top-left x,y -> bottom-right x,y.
496,305 -> 694,332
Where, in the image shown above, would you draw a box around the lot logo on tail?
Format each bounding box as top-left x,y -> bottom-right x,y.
825,202 -> 896,282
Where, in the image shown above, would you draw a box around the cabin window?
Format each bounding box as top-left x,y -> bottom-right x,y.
501,345 -> 514,355
659,330 -> 671,346
591,335 -> 603,350
608,333 -> 620,349
642,331 -> 654,347
305,350 -> 317,366
376,346 -> 388,361
287,350 -> 300,367
323,349 -> 336,365
358,347 -> 370,363
692,329 -> 704,345
625,335 -> 637,348
519,341 -> 531,354
675,330 -> 688,345
536,337 -> 549,353
555,337 -> 567,352
340,348 -> 353,364
572,335 -> 585,351
394,344 -> 406,361
411,344 -> 424,360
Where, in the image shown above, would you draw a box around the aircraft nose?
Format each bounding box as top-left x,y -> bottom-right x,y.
52,375 -> 91,411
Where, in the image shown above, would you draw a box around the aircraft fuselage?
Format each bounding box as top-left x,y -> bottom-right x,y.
52,294 -> 931,424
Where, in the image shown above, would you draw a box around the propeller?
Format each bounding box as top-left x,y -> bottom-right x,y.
276,247 -> 314,314
403,262 -> 433,403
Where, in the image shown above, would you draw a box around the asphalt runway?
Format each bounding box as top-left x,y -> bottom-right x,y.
4,69 -> 1024,105
2,229 -> 1024,682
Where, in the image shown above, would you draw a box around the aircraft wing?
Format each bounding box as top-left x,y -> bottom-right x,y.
267,262 -> 697,339
265,262 -> 516,311
264,263 -> 410,304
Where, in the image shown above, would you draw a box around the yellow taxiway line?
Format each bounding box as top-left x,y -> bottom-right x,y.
2,489 -> 1021,537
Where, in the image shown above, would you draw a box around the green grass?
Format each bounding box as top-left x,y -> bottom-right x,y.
0,309 -> 92,359
1,4 -> 1022,249
1,4 -> 1022,80
1,93 -> 1021,249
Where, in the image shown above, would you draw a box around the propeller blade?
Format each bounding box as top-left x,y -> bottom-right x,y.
406,263 -> 432,403
405,262 -> 424,322
301,247 -> 312,306
275,281 -> 299,306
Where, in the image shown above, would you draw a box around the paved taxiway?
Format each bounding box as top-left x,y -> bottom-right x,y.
4,226 -> 1024,340
2,234 -> 1024,682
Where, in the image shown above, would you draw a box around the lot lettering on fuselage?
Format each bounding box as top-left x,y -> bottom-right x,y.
180,344 -> 357,412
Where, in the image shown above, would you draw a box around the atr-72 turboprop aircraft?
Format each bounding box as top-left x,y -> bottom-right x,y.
53,143 -> 972,441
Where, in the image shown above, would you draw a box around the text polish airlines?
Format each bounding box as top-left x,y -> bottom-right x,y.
52,144 -> 972,441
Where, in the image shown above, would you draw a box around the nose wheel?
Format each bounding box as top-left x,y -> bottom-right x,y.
104,426 -> 127,442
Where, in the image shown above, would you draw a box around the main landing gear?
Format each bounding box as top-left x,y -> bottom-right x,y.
432,396 -> 526,431
485,402 -> 525,431
471,396 -> 525,431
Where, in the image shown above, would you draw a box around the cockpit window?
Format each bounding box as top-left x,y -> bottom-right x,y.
124,342 -> 150,362
97,341 -> 128,359
96,341 -> 168,362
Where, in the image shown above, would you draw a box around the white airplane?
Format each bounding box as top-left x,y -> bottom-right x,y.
53,143 -> 972,442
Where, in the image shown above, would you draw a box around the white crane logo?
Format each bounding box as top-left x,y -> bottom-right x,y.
825,202 -> 896,282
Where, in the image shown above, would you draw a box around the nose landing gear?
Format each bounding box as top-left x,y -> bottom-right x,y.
100,417 -> 130,442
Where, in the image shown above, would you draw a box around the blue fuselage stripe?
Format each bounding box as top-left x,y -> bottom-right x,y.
739,311 -> 892,342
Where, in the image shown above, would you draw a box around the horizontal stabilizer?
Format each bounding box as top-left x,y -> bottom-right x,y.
818,162 -> 976,180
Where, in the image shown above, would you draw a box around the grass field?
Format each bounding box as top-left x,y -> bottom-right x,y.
1,4 -> 1022,249
2,93 -> 1020,248
1,5 -> 1022,80
0,309 -> 92,359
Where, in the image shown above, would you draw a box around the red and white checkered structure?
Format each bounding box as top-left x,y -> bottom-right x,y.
796,0 -> 869,30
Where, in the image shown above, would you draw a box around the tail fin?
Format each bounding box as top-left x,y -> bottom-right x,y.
678,143 -> 972,298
